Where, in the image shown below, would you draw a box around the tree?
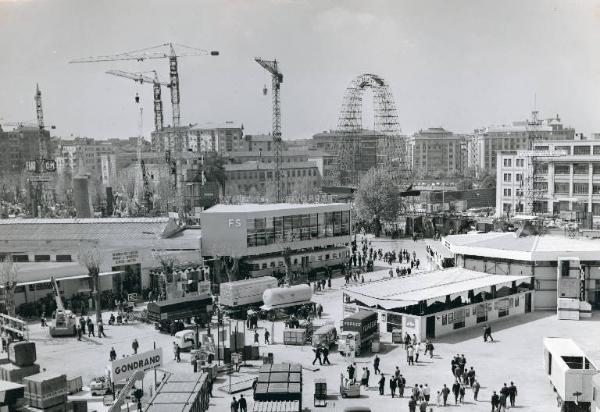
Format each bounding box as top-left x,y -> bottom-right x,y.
78,244 -> 102,323
0,257 -> 18,316
477,173 -> 496,189
203,153 -> 227,196
354,167 -> 404,237
153,249 -> 179,299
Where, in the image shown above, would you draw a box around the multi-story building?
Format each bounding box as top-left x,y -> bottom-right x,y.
408,128 -> 468,178
223,161 -> 322,199
187,122 -> 244,153
55,137 -> 114,176
496,139 -> 600,217
0,125 -> 50,173
472,113 -> 575,175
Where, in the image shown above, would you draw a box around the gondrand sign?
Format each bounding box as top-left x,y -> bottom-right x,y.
110,348 -> 162,382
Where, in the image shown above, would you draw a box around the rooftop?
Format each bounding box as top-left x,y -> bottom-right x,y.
343,267 -> 530,309
202,203 -> 350,214
444,232 -> 600,261
224,161 -> 318,171
189,121 -> 243,130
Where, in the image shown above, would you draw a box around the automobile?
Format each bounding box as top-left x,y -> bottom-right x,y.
90,376 -> 111,396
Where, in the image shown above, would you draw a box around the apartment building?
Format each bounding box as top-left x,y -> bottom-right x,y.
408,128 -> 468,178
496,139 -> 600,217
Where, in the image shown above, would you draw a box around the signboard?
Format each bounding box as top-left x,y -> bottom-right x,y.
112,250 -> 140,266
110,348 -> 162,382
405,317 -> 415,328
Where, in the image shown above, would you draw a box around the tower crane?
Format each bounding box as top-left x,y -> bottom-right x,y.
255,58 -> 283,203
71,43 -> 219,218
106,70 -> 169,132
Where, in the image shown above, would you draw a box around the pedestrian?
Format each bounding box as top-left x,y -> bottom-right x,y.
483,324 -> 494,342
191,355 -> 198,373
473,379 -> 481,401
109,347 -> 117,361
419,384 -> 425,402
408,345 -> 415,365
373,355 -> 380,374
360,367 -> 368,387
40,313 -> 46,327
498,392 -> 507,412
398,374 -> 406,397
468,366 -> 476,386
419,399 -> 427,412
312,346 -> 322,365
394,366 -> 400,379
408,396 -> 417,412
389,376 -> 397,398
76,324 -> 82,341
427,340 -> 435,358
441,384 -> 450,406
230,396 -> 238,412
347,363 -> 356,382
436,390 -> 442,406
452,380 -> 460,404
491,391 -> 499,412
79,317 -> 86,335
238,394 -> 247,412
132,338 -> 139,354
378,374 -> 385,395
322,346 -> 331,365
415,341 -> 421,362
459,384 -> 466,403
254,331 -> 259,344
508,381 -> 517,407
264,330 -> 270,344
423,383 -> 430,402
87,318 -> 95,337
98,321 -> 106,338
175,343 -> 181,363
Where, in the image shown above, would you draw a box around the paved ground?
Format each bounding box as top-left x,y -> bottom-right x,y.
26,236 -> 599,411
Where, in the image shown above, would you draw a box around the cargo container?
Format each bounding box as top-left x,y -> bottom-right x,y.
145,372 -> 210,412
543,337 -> 597,410
23,372 -> 67,410
147,294 -> 213,324
283,329 -> 308,346
253,363 -> 302,410
219,277 -> 278,308
261,285 -> 312,311
8,342 -> 36,367
339,310 -> 378,356
312,324 -> 337,348
0,363 -> 40,384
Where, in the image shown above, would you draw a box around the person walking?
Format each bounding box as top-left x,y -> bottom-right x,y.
491,391 -> 499,412
408,396 -> 417,412
441,384 -> 450,406
76,324 -> 82,341
312,346 -> 322,365
508,381 -> 517,407
98,321 -> 106,338
175,343 -> 181,363
109,347 -> 117,361
373,355 -> 381,374
347,363 -> 356,382
238,394 -> 247,412
230,396 -> 239,412
473,379 -> 481,401
398,374 -> 406,398
389,376 -> 397,398
322,346 -> 331,365
360,368 -> 368,387
87,318 -> 95,337
132,338 -> 139,354
415,341 -> 421,363
264,330 -> 270,344
459,384 -> 466,403
378,374 -> 385,396
452,381 -> 460,405
365,366 -> 370,387
408,345 -> 415,365
254,331 -> 259,344
79,317 -> 86,335
436,390 -> 442,407
423,383 -> 431,402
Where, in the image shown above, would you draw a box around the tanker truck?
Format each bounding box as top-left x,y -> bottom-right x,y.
260,284 -> 313,320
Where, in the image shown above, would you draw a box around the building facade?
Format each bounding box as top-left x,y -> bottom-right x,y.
496,139 -> 600,217
408,128 -> 468,178
472,114 -> 575,175
0,125 -> 50,173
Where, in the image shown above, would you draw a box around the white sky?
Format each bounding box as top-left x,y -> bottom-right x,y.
1,0 -> 600,140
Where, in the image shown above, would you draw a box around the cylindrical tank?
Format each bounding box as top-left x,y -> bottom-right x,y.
262,284 -> 312,310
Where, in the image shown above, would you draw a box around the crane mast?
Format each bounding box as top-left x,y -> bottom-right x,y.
255,57 -> 283,203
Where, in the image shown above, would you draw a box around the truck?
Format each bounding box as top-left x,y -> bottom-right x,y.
543,337 -> 598,411
261,284 -> 312,311
219,276 -> 278,308
147,294 -> 213,327
338,310 -> 378,357
312,324 -> 337,348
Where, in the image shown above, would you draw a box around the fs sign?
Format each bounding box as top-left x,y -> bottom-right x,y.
228,218 -> 241,228
110,348 -> 162,382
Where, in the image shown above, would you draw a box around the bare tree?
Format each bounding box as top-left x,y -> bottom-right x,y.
152,249 -> 180,299
78,244 -> 102,323
0,257 -> 18,316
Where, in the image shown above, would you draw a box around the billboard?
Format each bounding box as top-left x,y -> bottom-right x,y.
110,348 -> 162,382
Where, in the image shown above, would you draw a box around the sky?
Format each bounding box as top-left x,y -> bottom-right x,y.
1,0 -> 600,141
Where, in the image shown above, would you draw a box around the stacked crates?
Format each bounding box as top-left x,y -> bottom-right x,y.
0,342 -> 40,384
23,373 -> 67,411
254,363 -> 302,410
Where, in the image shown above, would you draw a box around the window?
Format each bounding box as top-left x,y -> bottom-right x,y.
516,159 -> 524,167
556,146 -> 572,155
503,188 -> 512,196
554,183 -> 569,194
503,158 -> 512,167
503,173 -> 512,182
573,163 -> 589,175
593,185 -> 600,195
554,165 -> 570,175
594,146 -> 600,155
573,183 -> 589,195
12,255 -> 29,262
516,173 -> 522,182
34,255 -> 50,262
574,146 -> 591,155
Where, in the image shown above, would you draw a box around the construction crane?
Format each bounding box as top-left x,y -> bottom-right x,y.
70,43 -> 219,129
255,58 -> 283,203
106,70 -> 169,132
49,276 -> 77,337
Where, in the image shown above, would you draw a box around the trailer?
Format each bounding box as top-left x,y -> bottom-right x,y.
543,337 -> 598,411
339,310 -> 378,357
261,285 -> 312,311
147,294 -> 213,324
312,324 -> 337,348
219,277 -> 278,308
